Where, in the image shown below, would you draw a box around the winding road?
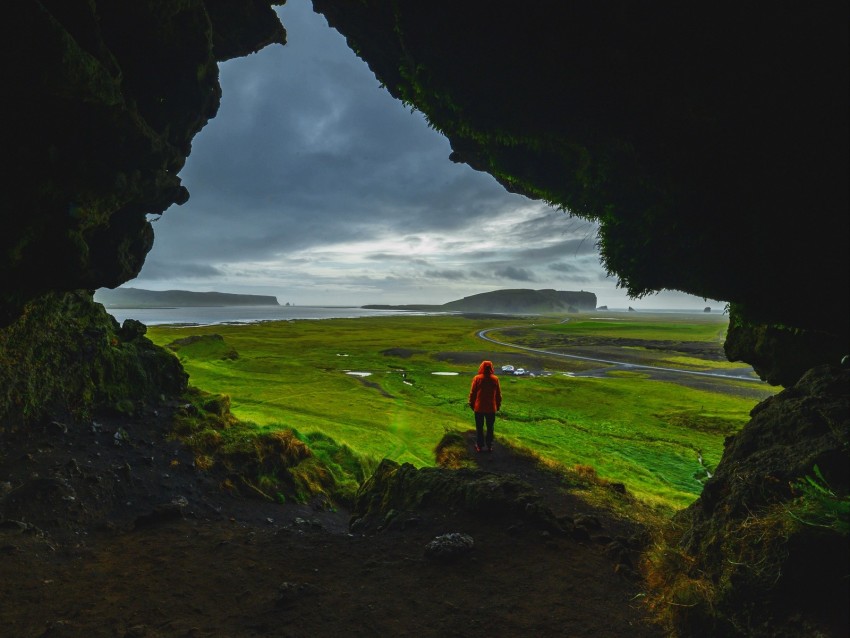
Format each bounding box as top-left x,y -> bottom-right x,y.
476,327 -> 768,387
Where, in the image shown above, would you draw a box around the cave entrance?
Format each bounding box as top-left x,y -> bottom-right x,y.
92,0 -> 765,513
108,0 -> 697,313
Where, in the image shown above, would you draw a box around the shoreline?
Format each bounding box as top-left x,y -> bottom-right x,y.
105,304 -> 730,328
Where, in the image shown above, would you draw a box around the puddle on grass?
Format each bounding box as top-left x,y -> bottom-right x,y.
345,371 -> 372,377
431,372 -> 459,376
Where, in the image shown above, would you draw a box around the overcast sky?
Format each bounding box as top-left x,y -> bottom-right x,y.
126,0 -> 720,310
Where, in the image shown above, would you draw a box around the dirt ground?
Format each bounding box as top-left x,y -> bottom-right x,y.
0,405 -> 664,638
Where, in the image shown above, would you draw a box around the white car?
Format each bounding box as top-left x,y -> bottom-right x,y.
514,368 -> 526,376
501,365 -> 515,372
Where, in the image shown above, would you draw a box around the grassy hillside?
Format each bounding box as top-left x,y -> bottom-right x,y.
442,288 -> 597,313
148,313 -> 776,512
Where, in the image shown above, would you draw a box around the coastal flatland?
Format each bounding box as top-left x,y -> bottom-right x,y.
148,311 -> 777,512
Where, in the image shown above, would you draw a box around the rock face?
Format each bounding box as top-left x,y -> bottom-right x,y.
442,288 -> 597,314
3,1 -> 847,373
655,365 -> 850,635
423,532 -> 475,563
2,1 -> 285,326
311,1 -> 848,370
349,459 -> 561,534
0,292 -> 187,430
724,306 -> 848,386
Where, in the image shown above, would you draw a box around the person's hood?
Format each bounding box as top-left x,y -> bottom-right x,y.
478,360 -> 494,375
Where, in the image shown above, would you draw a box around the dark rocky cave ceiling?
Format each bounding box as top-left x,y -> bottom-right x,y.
3,1 -> 848,346
2,6 -> 847,634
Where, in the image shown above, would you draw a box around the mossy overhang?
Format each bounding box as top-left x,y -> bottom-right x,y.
311,1 -> 849,342
3,1 -> 847,354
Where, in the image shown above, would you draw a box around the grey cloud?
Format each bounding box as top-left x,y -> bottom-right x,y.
546,262 -> 598,284
494,266 -> 536,282
514,239 -> 600,263
128,1 -> 652,308
454,248 -> 500,260
365,254 -> 432,267
365,253 -> 401,261
134,260 -> 224,280
505,210 -> 598,243
548,262 -> 581,273
128,264 -> 226,286
158,1 -> 533,262
560,273 -> 596,284
424,269 -> 467,281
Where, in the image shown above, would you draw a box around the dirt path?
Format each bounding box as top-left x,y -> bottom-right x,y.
0,412 -> 664,637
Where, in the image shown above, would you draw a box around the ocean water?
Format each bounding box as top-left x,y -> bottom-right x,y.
102,304 -> 726,327
102,305 -> 449,326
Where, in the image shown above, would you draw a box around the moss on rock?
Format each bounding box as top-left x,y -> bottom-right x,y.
0,290 -> 187,429
172,387 -> 365,507
642,365 -> 850,636
724,304 -> 846,387
349,458 -> 562,533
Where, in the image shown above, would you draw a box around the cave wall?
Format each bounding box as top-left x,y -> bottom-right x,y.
2,1 -> 847,379
0,291 -> 187,430
667,365 -> 850,635
2,0 -> 285,326
1,4 -> 848,632
311,1 -> 849,361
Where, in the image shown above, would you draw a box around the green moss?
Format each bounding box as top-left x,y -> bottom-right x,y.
787,466 -> 850,535
166,333 -> 239,361
0,290 -> 187,428
171,386 -> 370,508
724,303 -> 845,387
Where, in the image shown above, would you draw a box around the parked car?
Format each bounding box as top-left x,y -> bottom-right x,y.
514,368 -> 526,376
501,365 -> 515,372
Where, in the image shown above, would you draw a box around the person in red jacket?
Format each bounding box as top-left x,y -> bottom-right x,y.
468,360 -> 502,452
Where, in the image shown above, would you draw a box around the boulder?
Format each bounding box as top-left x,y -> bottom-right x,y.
660,364 -> 850,635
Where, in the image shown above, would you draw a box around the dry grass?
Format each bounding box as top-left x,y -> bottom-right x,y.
434,429 -> 476,469
169,386 -> 349,506
638,502 -> 819,635
639,522 -> 716,634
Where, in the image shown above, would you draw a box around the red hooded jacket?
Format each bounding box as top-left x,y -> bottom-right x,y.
468,360 -> 502,413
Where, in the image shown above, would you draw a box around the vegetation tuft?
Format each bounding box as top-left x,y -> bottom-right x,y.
0,291 -> 187,428
640,465 -> 850,635
786,465 -> 850,535
434,429 -> 476,469
171,387 -> 370,508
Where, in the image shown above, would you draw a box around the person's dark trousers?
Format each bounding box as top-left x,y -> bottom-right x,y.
474,412 -> 496,449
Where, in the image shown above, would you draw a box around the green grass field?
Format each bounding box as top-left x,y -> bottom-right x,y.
148,313 -> 777,513
536,317 -> 728,341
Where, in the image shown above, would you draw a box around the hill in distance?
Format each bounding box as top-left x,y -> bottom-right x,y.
364,288 -> 598,314
94,287 -> 279,308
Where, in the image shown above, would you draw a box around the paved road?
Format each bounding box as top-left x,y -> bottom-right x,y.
476,327 -> 764,384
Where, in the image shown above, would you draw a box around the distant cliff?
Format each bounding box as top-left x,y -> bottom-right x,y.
364,288 -> 597,314
443,289 -> 597,313
94,287 -> 279,308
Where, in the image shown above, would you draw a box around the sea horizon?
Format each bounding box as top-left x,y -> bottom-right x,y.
102,304 -> 727,327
